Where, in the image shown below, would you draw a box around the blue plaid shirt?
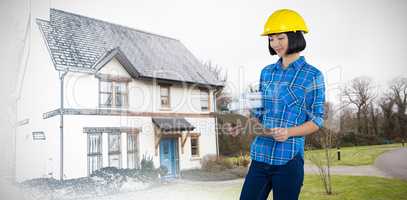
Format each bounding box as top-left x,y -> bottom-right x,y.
250,56 -> 325,165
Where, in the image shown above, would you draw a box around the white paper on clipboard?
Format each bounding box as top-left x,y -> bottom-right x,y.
229,91 -> 263,111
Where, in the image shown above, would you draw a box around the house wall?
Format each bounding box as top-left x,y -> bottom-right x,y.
180,117 -> 217,169
63,58 -> 215,113
61,115 -> 216,179
15,15 -> 61,182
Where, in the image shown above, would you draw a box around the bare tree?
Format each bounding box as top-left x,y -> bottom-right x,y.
305,101 -> 341,195
342,77 -> 377,135
202,60 -> 227,84
389,77 -> 407,146
369,102 -> 380,137
378,96 -> 397,140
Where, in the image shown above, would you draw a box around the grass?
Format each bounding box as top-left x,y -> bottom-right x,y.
298,175 -> 407,200
222,175 -> 407,200
304,143 -> 404,166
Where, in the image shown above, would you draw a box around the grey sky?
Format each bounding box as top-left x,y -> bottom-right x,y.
1,0 -> 407,104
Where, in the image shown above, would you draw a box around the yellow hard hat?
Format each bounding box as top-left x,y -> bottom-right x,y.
261,9 -> 308,36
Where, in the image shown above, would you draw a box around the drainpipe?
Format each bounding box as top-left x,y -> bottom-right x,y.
59,69 -> 68,181
213,86 -> 222,159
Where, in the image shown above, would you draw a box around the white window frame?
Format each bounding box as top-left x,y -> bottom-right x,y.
159,84 -> 171,109
200,88 -> 210,111
127,133 -> 140,169
108,132 -> 122,168
190,136 -> 200,157
99,79 -> 129,108
87,133 -> 103,175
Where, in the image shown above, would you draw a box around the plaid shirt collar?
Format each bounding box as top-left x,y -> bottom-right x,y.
273,55 -> 306,71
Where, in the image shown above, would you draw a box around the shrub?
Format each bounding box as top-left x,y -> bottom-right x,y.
120,168 -> 141,178
158,165 -> 169,177
139,154 -> 160,180
141,154 -> 155,171
90,167 -> 126,192
201,154 -> 241,172
221,158 -> 235,169
236,155 -> 251,167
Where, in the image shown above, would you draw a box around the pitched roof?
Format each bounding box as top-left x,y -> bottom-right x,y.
152,117 -> 195,131
36,8 -> 223,86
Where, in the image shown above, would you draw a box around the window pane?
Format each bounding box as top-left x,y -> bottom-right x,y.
160,86 -> 170,107
160,87 -> 169,96
109,154 -> 121,168
127,134 -> 139,169
88,155 -> 102,175
88,156 -> 96,174
109,134 -> 120,152
127,134 -> 134,152
100,81 -> 112,92
201,99 -> 209,111
114,82 -> 128,107
191,148 -> 198,156
200,90 -> 209,111
115,82 -> 127,93
127,134 -> 138,152
88,133 -> 102,175
161,97 -> 169,106
115,94 -> 123,107
191,138 -> 197,146
200,90 -> 209,99
191,138 -> 199,156
127,153 -> 135,168
101,93 -> 112,106
88,134 -> 102,155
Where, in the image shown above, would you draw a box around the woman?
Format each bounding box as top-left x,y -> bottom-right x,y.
239,9 -> 326,200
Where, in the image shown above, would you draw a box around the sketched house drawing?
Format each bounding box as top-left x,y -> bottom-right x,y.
15,8 -> 224,182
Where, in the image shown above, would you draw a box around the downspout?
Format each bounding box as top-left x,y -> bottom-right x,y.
59,69 -> 68,181
213,86 -> 222,159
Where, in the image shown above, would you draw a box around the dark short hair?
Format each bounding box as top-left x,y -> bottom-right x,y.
268,31 -> 306,56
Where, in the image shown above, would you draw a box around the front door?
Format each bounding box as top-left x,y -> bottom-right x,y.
159,137 -> 179,178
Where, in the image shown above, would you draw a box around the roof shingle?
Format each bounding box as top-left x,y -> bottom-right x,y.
36,8 -> 223,86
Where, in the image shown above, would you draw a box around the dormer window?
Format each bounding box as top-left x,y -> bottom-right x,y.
99,79 -> 128,108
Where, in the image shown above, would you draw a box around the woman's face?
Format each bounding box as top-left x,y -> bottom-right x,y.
269,33 -> 288,57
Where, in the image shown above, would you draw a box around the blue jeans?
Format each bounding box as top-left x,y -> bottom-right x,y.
240,153 -> 304,200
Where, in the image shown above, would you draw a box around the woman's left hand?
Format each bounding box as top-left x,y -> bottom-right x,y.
269,128 -> 290,142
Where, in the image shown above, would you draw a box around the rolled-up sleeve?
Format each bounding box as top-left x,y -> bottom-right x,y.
305,71 -> 325,128
250,69 -> 266,124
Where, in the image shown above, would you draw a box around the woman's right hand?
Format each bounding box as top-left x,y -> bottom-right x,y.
248,119 -> 278,138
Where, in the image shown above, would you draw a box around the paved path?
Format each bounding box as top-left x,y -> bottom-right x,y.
0,177 -> 31,200
374,147 -> 407,180
304,164 -> 391,178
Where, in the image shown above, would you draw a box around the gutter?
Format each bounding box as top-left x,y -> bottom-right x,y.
58,69 -> 68,181
213,86 -> 223,158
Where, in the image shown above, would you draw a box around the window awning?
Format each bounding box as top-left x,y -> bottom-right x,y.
152,117 -> 195,132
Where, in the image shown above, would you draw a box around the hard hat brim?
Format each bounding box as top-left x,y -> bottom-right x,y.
260,30 -> 308,36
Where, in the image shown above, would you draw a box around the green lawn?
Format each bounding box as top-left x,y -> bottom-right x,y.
222,175 -> 407,200
304,143 -> 404,166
